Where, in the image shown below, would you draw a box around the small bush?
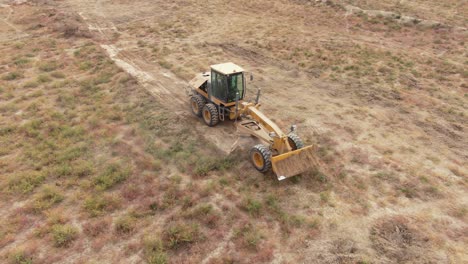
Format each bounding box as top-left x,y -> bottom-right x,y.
234,223 -> 263,250
0,125 -> 16,136
320,192 -> 329,203
50,163 -> 72,178
50,71 -> 65,79
79,79 -> 99,94
265,195 -> 279,211
240,197 -> 262,217
94,163 -> 130,190
115,215 -> 136,235
38,61 -> 58,72
8,171 -> 46,194
73,160 -> 94,177
14,58 -> 30,67
9,250 -> 33,264
144,237 -> 168,264
147,249 -> 168,264
32,185 -> 64,212
184,203 -> 219,227
83,195 -> 115,217
79,61 -> 93,71
2,71 -> 24,81
193,159 -> 213,176
36,74 -> 52,83
158,60 -> 172,69
163,223 -> 200,249
23,81 -> 39,88
93,72 -> 113,85
21,119 -> 42,138
194,156 -> 236,176
51,224 -> 78,247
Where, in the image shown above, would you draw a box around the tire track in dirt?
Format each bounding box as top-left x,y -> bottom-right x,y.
0,3 -> 29,42
77,9 -> 239,154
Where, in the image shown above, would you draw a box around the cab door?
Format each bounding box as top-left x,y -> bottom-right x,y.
210,70 -> 228,102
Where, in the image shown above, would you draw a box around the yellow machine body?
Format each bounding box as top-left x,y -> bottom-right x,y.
189,63 -> 319,180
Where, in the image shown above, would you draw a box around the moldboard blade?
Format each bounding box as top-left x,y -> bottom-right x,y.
271,145 -> 319,180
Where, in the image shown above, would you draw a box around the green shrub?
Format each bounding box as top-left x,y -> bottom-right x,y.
0,125 -> 16,136
265,195 -> 279,210
79,61 -> 93,71
320,192 -> 329,203
93,72 -> 113,85
158,60 -> 172,69
23,80 -> 39,88
73,160 -> 94,177
184,204 -> 219,227
14,58 -> 31,67
163,223 -> 199,249
240,197 -> 262,217
194,156 -> 236,176
50,71 -> 65,79
9,250 -> 33,264
193,159 -> 213,176
2,71 -> 24,80
144,237 -> 168,264
79,79 -> 99,94
147,250 -> 167,264
36,74 -> 51,83
32,185 -> 64,212
94,163 -> 130,190
38,61 -> 58,72
234,224 -> 262,250
115,215 -> 136,234
21,119 -> 42,138
50,163 -> 72,178
83,196 -> 110,217
8,171 -> 46,194
51,224 -> 78,247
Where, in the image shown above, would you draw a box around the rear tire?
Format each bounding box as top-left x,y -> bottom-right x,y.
288,133 -> 304,150
250,144 -> 272,172
190,94 -> 205,117
202,103 -> 219,127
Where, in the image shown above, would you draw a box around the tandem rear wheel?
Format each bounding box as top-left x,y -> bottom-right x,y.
202,103 -> 219,127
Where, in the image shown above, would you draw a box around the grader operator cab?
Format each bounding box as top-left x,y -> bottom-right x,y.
189,62 -> 319,180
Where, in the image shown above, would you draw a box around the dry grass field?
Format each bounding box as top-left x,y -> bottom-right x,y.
0,0 -> 466,263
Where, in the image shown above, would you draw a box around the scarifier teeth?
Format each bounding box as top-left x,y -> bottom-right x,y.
271,146 -> 319,180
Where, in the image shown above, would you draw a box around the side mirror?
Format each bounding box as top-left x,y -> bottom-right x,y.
250,74 -> 253,81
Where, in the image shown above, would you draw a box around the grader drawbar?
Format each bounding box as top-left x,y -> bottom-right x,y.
188,62 -> 318,180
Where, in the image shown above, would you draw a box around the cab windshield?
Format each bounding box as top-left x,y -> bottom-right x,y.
227,73 -> 244,103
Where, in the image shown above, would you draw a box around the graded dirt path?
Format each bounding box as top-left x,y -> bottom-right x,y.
72,1 -> 243,154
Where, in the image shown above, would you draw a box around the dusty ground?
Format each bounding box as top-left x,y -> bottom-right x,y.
0,0 -> 467,263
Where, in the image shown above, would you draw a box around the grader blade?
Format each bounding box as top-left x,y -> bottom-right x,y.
271,145 -> 319,180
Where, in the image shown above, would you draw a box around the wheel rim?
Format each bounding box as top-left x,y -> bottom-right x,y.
203,108 -> 211,123
252,152 -> 264,169
191,100 -> 198,113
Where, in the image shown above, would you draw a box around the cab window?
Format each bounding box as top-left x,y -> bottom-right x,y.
227,73 -> 244,102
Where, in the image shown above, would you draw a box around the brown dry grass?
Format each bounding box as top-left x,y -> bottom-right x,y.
0,0 -> 466,263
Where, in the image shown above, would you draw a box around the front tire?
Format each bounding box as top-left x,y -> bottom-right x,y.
202,103 -> 219,127
250,144 -> 272,172
190,94 -> 205,117
288,133 -> 304,150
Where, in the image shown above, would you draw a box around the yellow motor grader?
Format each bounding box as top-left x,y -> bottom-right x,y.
189,62 -> 318,180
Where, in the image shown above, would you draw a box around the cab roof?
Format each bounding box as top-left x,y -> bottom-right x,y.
210,62 -> 244,75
